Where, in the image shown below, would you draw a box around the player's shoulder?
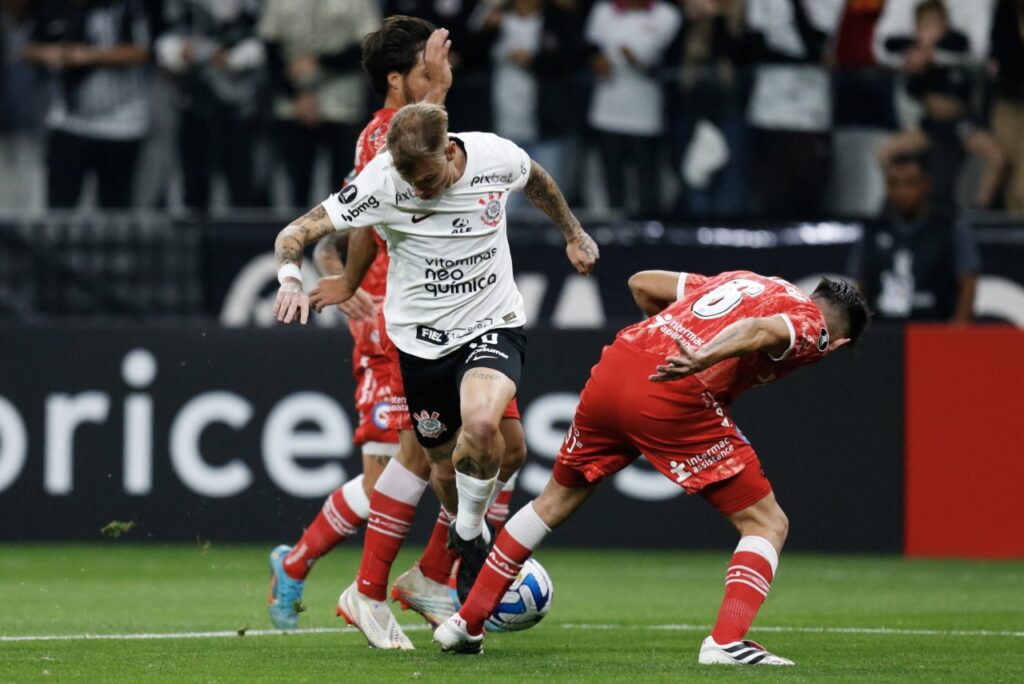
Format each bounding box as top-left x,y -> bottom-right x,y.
457,132 -> 530,187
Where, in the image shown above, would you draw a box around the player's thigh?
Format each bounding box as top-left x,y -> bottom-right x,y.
398,349 -> 463,449
456,328 -> 525,429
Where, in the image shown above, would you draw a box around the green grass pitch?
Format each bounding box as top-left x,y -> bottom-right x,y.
1,544 -> 1022,682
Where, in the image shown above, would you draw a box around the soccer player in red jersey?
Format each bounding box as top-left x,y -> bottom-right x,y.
435,270 -> 870,664
268,18 -> 526,644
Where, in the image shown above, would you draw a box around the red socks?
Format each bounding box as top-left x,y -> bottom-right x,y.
283,475 -> 369,580
459,502 -> 550,635
356,460 -> 428,600
711,536 -> 779,644
417,507 -> 458,585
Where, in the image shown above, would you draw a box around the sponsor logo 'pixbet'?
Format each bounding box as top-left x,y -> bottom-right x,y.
470,172 -> 513,187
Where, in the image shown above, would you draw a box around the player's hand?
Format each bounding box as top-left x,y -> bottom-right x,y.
309,275 -> 356,314
336,287 -> 382,321
274,277 -> 310,325
650,339 -> 707,382
566,231 -> 599,275
423,28 -> 453,102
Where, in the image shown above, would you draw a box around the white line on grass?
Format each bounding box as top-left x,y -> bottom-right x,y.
2,623 -> 1022,643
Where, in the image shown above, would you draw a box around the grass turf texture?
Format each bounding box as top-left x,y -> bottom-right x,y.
1,545 -> 1022,682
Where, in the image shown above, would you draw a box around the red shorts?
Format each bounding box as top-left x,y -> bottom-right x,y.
352,350 -> 400,455
552,342 -> 772,516
376,312 -> 520,433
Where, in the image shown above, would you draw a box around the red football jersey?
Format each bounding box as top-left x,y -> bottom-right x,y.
616,270 -> 832,404
346,108 -> 395,354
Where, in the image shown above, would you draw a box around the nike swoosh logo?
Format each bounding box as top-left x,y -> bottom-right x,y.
411,213 -> 436,224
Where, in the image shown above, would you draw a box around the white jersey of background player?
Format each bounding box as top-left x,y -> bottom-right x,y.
320,131 -> 529,359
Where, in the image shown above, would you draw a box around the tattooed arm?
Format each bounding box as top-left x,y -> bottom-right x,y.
649,316 -> 792,382
273,204 -> 344,325
310,227 -> 381,317
523,160 -> 599,275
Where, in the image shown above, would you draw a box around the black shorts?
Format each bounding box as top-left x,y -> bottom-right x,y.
398,327 -> 526,448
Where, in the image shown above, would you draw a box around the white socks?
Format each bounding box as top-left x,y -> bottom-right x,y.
454,471 -> 496,541
341,474 -> 371,519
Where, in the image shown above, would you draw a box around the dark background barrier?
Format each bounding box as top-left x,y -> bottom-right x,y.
0,325 -> 903,551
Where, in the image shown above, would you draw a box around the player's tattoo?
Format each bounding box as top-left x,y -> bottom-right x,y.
275,205 -> 336,268
425,443 -> 456,465
454,456 -> 486,477
524,161 -> 586,245
463,370 -> 503,382
366,454 -> 390,468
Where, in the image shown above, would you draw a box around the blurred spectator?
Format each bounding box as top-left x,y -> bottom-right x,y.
831,0 -> 895,129
848,153 -> 979,322
989,0 -> 1024,213
877,0 -> 1005,210
1,0 -> 46,210
666,0 -> 749,219
743,0 -> 844,219
874,0 -> 994,68
476,0 -> 582,192
260,0 -> 380,208
21,0 -> 151,209
585,0 -> 682,218
156,0 -> 265,211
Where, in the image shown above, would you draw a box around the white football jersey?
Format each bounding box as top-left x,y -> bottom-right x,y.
321,132 -> 531,359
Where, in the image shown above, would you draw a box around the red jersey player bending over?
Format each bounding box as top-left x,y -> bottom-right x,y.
434,270 -> 870,664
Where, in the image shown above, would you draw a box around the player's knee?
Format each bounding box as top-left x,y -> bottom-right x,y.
461,414 -> 501,457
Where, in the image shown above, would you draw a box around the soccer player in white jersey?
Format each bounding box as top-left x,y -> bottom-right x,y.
273,102 -> 598,642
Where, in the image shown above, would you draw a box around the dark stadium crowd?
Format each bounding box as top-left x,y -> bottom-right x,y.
1,0 -> 1023,220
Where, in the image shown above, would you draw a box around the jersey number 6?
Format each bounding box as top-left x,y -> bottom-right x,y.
691,278 -> 766,319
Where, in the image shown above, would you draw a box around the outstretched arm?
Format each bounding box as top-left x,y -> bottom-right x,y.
523,160 -> 599,275
628,270 -> 682,316
311,230 -> 381,320
273,205 -> 344,325
650,316 -> 791,382
310,227 -> 380,316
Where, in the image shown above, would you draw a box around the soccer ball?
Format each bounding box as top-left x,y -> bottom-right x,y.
449,557 -> 554,632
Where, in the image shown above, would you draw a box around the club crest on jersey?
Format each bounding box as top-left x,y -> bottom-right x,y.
413,411 -> 446,439
478,192 -> 504,227
339,185 -> 359,204
372,400 -> 391,430
817,328 -> 830,352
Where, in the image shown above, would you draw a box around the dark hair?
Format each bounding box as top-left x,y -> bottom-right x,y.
885,152 -> 930,177
915,0 -> 948,22
812,277 -> 871,347
361,16 -> 437,98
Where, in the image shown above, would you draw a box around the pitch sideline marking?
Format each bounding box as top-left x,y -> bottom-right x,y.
2,623 -> 1022,642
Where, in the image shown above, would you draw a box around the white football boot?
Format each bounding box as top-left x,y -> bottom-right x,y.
336,582 -> 415,650
433,613 -> 484,655
698,636 -> 795,665
391,564 -> 458,627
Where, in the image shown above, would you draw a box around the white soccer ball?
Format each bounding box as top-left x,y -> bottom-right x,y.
449,557 -> 554,632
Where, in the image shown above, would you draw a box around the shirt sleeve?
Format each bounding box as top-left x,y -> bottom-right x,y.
677,272 -> 710,300
770,304 -> 830,365
500,138 -> 533,193
321,158 -> 392,232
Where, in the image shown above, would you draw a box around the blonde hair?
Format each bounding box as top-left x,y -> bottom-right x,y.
387,103 -> 450,180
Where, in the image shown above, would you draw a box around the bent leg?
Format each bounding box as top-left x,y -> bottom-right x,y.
458,476 -> 600,635
708,476 -> 789,648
